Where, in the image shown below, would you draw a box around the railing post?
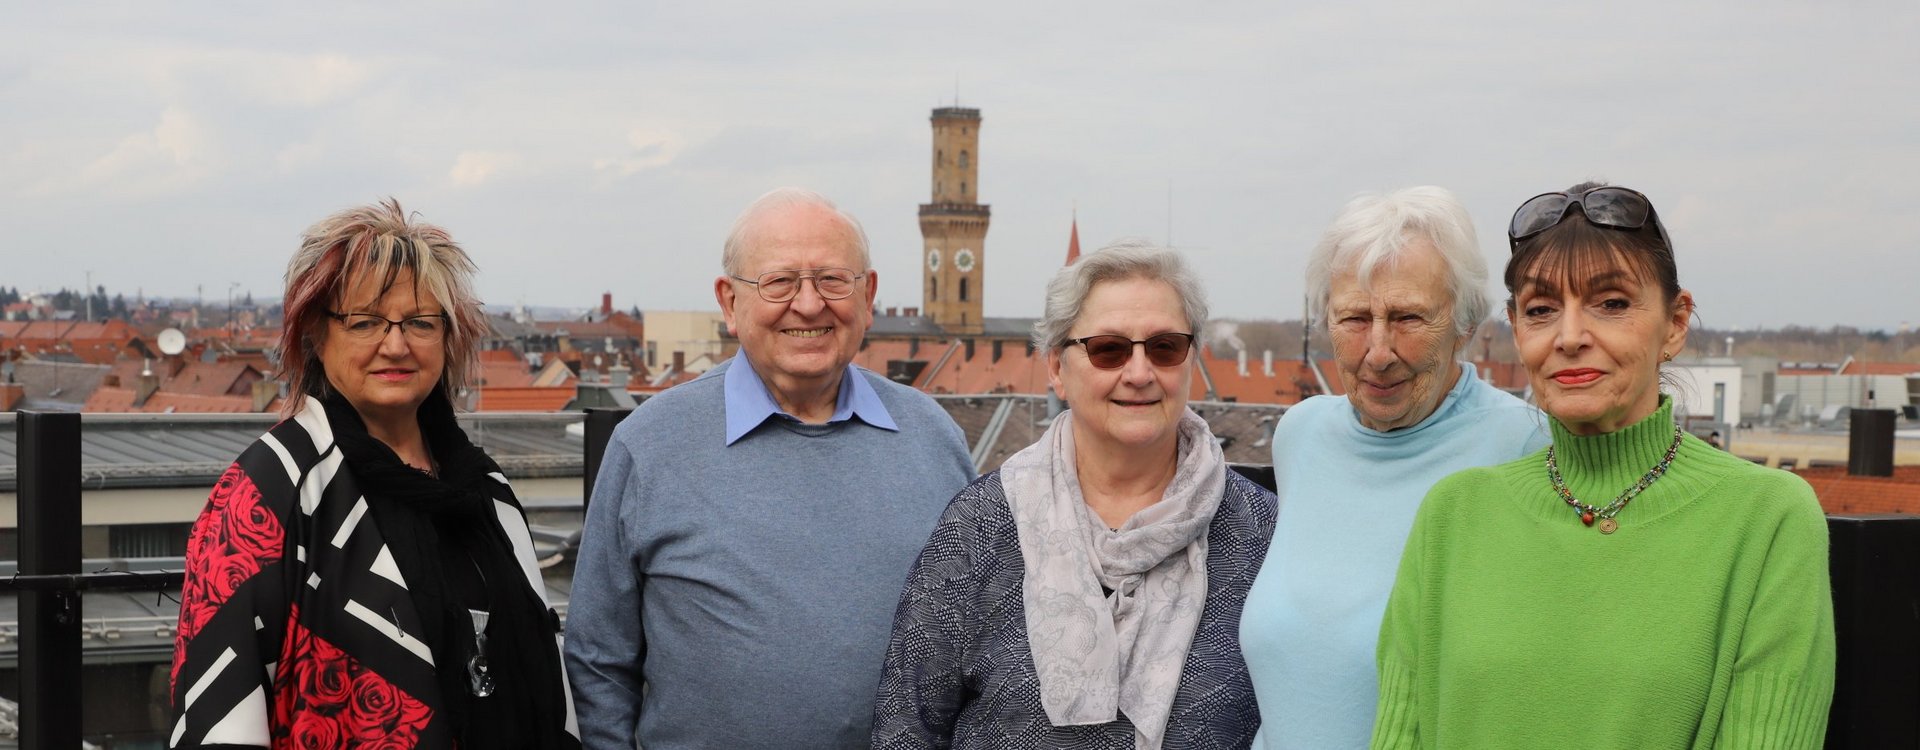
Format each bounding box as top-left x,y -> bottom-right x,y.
17,411 -> 82,750
582,409 -> 632,516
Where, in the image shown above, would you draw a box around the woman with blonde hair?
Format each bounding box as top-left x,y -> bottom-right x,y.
169,199 -> 578,749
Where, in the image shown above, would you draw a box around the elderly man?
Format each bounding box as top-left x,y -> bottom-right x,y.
565,188 -> 976,749
1237,186 -> 1551,749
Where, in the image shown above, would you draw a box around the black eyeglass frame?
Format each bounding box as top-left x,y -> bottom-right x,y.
325,310 -> 451,341
1507,186 -> 1672,254
1064,332 -> 1197,370
727,267 -> 869,303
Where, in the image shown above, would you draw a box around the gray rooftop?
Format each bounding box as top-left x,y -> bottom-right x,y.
0,411 -> 587,492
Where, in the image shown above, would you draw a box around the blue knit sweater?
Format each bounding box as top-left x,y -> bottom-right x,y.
1239,364 -> 1548,749
564,360 -> 975,750
872,469 -> 1277,749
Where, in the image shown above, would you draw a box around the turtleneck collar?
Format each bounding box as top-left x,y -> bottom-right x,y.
1548,397 -> 1679,490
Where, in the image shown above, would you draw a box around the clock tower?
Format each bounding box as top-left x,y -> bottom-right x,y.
919,107 -> 989,334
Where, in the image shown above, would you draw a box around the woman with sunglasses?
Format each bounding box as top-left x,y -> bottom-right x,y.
873,241 -> 1276,749
1371,183 -> 1834,749
169,199 -> 578,749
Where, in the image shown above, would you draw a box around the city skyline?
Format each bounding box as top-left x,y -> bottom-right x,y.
4,2 -> 1916,330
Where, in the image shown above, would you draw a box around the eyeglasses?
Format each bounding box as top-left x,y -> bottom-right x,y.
729,268 -> 866,303
1507,186 -> 1671,252
327,311 -> 449,343
1065,332 -> 1195,369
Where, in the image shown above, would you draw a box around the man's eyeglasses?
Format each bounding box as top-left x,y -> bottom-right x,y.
1065,332 -> 1195,369
327,311 -> 449,343
1508,186 -> 1671,252
729,268 -> 866,303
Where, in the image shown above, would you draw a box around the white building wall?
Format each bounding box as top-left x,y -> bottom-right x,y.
1667,359 -> 1743,430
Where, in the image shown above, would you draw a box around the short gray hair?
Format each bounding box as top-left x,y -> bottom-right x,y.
1033,239 -> 1210,351
720,187 -> 871,276
1303,186 -> 1490,336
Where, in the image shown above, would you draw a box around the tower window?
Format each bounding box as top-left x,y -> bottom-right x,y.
929,277 -> 937,302
937,149 -> 943,166
961,181 -> 967,195
959,150 -> 970,169
960,277 -> 970,302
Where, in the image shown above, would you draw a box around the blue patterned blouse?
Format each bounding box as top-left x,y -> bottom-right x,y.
872,470 -> 1277,749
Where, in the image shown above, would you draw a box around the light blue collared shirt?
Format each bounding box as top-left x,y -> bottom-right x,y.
722,355 -> 898,445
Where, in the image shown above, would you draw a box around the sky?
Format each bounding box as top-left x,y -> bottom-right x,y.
2,1 -> 1915,330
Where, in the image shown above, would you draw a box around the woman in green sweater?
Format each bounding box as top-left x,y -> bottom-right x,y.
1370,183 -> 1835,749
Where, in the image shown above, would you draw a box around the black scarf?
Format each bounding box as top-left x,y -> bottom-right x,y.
322,389 -> 576,750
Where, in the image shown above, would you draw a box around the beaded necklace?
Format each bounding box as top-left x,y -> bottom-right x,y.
1545,424 -> 1684,535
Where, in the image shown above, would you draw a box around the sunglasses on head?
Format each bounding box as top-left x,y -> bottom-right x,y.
1507,186 -> 1671,253
1065,332 -> 1195,369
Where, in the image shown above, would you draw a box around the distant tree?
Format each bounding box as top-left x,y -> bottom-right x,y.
112,293 -> 129,319
51,288 -> 74,311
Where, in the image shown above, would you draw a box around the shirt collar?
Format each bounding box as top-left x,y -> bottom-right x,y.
722,355 -> 898,445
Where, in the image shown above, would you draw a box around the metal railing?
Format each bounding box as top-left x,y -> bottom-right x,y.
5,407 -> 1918,747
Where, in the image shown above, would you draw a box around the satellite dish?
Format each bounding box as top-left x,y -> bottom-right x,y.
157,328 -> 187,356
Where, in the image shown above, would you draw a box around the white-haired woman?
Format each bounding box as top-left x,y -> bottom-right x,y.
1238,186 -> 1549,749
169,199 -> 578,749
872,241 -> 1276,749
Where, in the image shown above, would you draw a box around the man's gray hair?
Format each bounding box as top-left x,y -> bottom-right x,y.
1303,186 -> 1490,336
1032,239 -> 1210,351
721,187 -> 872,276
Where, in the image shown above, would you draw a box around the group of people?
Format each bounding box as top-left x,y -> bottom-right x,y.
168,182 -> 1835,749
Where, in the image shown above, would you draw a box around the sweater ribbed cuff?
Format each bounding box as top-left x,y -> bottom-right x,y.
1717,670 -> 1834,749
1370,658 -> 1418,750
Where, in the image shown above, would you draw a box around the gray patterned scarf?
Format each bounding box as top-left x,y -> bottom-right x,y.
1001,409 -> 1225,749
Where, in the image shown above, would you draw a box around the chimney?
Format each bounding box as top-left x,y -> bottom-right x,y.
135,359 -> 160,407
250,380 -> 277,412
1237,349 -> 1248,377
609,359 -> 631,389
1848,408 -> 1896,477
0,382 -> 23,411
905,307 -> 919,317
1263,350 -> 1274,377
601,292 -> 613,317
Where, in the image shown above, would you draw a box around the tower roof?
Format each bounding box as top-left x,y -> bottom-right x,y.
1065,217 -> 1081,266
931,106 -> 981,120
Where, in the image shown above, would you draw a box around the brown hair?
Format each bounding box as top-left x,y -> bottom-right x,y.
277,198 -> 488,418
1504,181 -> 1682,308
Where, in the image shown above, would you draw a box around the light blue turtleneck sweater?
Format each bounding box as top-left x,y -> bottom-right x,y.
1239,362 -> 1549,749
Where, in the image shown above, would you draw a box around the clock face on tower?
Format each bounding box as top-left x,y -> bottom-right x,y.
927,248 -> 942,272
954,248 -> 976,274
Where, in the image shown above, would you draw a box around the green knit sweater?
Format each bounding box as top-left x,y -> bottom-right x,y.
1371,400 -> 1835,749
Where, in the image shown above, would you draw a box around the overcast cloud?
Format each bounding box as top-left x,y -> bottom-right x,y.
2,1 -> 1914,329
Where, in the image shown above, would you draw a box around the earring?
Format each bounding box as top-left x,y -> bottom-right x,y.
1661,351 -> 1673,362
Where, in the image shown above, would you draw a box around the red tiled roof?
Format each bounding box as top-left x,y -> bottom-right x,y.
1794,465 -> 1920,515
1190,349 -> 1341,405
102,358 -> 263,398
479,360 -> 537,388
1837,361 -> 1920,376
472,386 -> 574,412
83,386 -> 276,413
